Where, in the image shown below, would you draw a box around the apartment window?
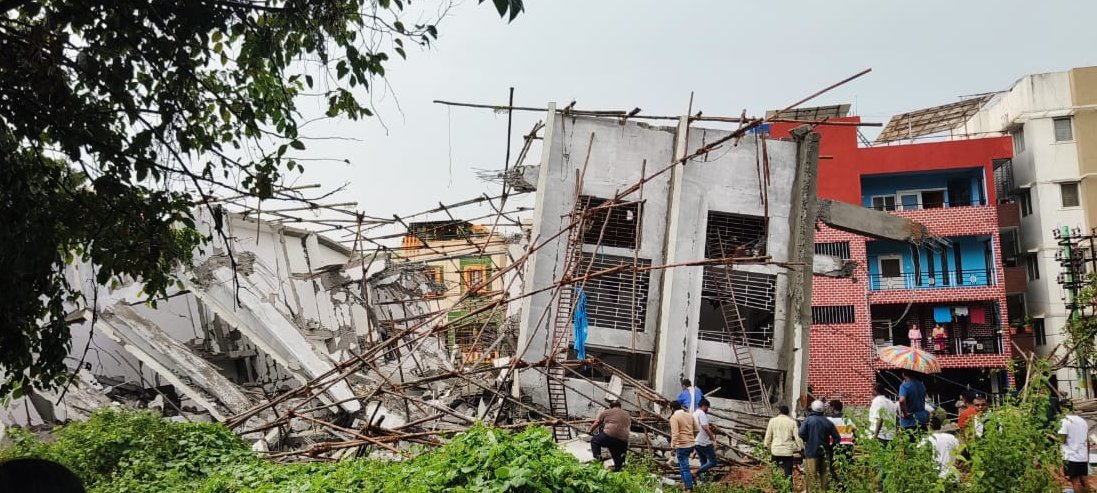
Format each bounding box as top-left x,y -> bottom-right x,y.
814,241 -> 851,259
1061,182 -> 1081,208
1025,254 -> 1040,281
1033,318 -> 1047,346
811,305 -> 855,325
871,195 -> 896,211
704,211 -> 767,258
577,196 -> 642,249
426,266 -> 446,297
1053,117 -> 1074,142
1018,189 -> 1032,217
461,265 -> 488,294
1011,127 -> 1025,154
580,252 -> 651,331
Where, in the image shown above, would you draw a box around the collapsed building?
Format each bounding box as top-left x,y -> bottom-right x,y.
2,94 -> 943,471
515,110 -> 821,425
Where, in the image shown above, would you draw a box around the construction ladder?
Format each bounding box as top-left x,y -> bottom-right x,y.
716,240 -> 771,413
546,210 -> 586,442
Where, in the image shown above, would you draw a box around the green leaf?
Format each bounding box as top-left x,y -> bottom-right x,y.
289,140 -> 305,150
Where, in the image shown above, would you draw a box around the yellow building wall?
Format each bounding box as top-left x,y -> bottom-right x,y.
1070,67 -> 1097,230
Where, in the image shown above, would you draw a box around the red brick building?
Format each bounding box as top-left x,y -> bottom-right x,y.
771,117 -> 1020,406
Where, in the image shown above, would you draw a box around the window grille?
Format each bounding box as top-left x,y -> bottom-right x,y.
577,196 -> 642,249
705,211 -> 767,258
811,305 -> 855,324
814,242 -> 851,259
579,252 -> 650,331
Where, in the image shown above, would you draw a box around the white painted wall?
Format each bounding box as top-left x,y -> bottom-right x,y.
958,71 -> 1087,388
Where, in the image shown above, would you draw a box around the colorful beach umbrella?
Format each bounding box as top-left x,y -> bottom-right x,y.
877,345 -> 941,374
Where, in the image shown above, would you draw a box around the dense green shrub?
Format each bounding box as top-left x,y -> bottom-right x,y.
1,409 -> 656,493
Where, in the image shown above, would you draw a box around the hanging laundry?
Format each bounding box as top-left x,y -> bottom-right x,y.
573,287 -> 589,360
933,306 -> 953,323
969,306 -> 987,324
954,306 -> 969,316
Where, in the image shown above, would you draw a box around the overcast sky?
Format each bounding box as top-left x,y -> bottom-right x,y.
286,0 -> 1097,242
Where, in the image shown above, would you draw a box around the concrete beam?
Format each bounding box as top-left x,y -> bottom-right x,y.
816,198 -> 931,245
99,305 -> 256,421
187,265 -> 361,413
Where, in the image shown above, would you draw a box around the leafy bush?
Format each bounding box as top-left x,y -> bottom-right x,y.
1,409 -> 656,493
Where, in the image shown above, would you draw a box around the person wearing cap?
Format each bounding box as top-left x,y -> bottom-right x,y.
799,400 -> 841,492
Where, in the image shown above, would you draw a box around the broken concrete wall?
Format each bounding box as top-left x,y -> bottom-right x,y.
516,111 -> 676,411
517,110 -> 815,412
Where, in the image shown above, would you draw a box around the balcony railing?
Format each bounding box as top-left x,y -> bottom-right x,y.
869,198 -> 987,212
699,324 -> 773,349
874,335 -> 1004,356
868,269 -> 994,291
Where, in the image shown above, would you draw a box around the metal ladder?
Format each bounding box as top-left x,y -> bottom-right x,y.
716,240 -> 771,413
546,210 -> 586,442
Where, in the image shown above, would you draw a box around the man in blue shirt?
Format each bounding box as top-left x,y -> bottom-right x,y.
898,370 -> 929,431
799,400 -> 841,492
676,378 -> 703,412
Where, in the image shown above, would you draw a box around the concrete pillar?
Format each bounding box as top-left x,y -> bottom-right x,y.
651,117 -> 694,398
513,103 -> 558,399
781,126 -> 821,413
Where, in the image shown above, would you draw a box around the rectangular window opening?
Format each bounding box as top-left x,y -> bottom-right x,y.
705,211 -> 767,258
577,196 -> 642,249
1061,182 -> 1080,208
1054,117 -> 1074,142
461,265 -> 489,294
871,195 -> 897,211
1033,318 -> 1047,346
814,242 -> 851,259
695,362 -> 782,402
1011,127 -> 1025,154
811,305 -> 855,325
700,268 -> 777,348
425,266 -> 446,298
1025,254 -> 1040,281
1018,189 -> 1032,217
579,252 -> 650,331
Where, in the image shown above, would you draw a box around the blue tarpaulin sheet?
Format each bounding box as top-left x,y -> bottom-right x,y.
573,288 -> 588,360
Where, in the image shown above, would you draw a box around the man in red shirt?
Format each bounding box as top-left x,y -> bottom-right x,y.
957,390 -> 977,431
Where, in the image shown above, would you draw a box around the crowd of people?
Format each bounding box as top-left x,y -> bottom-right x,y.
589,372 -> 1092,492
756,369 -> 1093,492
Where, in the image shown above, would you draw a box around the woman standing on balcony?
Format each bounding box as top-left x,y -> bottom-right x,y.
932,324 -> 948,354
908,322 -> 924,350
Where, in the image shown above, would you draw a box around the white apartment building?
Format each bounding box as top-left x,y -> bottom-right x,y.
956,67 -> 1097,394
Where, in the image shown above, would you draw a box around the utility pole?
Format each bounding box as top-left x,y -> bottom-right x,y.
1056,226 -> 1097,398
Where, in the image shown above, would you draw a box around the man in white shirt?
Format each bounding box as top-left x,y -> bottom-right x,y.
922,417 -> 959,479
693,398 -> 718,482
868,384 -> 898,444
1059,401 -> 1090,493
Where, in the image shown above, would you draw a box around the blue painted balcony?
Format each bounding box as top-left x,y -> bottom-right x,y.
862,168 -> 987,211
866,235 -> 996,291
